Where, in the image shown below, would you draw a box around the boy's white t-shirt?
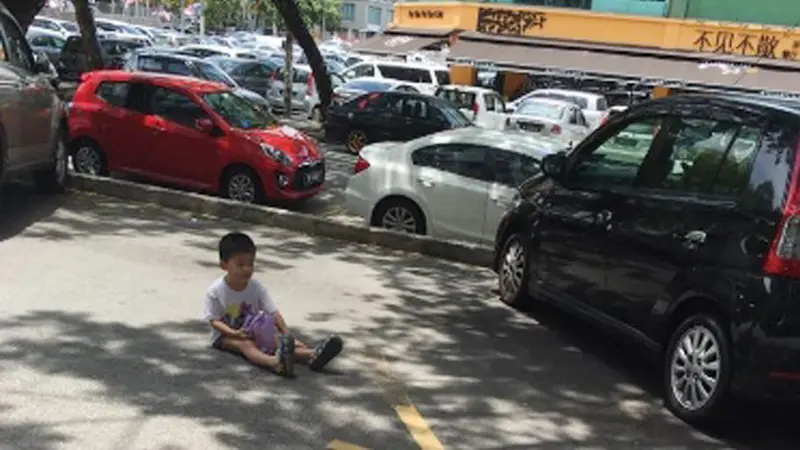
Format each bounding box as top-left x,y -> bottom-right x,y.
204,276 -> 278,345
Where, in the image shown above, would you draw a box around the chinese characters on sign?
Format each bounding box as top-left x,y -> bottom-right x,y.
476,7 -> 547,36
693,29 -> 800,60
407,9 -> 444,20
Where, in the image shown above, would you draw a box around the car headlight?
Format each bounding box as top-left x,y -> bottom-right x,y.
260,143 -> 292,166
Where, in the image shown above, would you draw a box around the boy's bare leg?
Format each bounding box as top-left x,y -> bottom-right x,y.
219,337 -> 282,372
294,345 -> 316,364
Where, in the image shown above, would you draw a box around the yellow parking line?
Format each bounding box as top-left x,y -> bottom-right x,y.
326,439 -> 370,450
365,346 -> 446,450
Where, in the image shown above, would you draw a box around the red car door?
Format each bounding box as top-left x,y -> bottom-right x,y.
91,81 -> 151,172
145,86 -> 222,190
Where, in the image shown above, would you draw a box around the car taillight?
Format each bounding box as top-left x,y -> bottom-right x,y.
353,156 -> 370,174
764,138 -> 800,277
551,124 -> 562,135
357,92 -> 381,110
307,74 -> 314,96
472,102 -> 479,116
600,115 -> 609,126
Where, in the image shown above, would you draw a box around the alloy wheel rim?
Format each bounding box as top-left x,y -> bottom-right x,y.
347,131 -> 366,153
500,240 -> 525,299
669,325 -> 722,412
75,146 -> 102,175
381,206 -> 416,233
55,140 -> 67,184
228,173 -> 256,203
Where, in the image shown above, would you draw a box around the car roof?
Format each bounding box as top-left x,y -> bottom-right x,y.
630,93 -> 800,117
413,128 -> 565,157
517,97 -> 575,108
534,88 -> 604,99
437,85 -> 498,95
26,26 -> 65,37
346,77 -> 401,85
181,44 -> 233,52
368,60 -> 445,70
88,70 -> 229,93
141,50 -> 204,63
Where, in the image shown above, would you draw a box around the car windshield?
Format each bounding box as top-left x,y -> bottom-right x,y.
517,101 -> 564,120
195,61 -> 238,88
62,22 -> 78,33
439,103 -> 472,127
203,91 -> 277,130
344,80 -> 393,91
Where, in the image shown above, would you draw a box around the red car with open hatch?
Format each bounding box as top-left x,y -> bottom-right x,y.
67,70 -> 325,203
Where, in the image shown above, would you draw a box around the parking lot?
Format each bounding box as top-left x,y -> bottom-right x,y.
1,187 -> 799,449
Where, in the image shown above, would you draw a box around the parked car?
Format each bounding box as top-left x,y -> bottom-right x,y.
67,71 -> 324,203
206,56 -> 279,99
31,15 -> 78,37
341,60 -> 450,95
95,18 -> 153,46
178,44 -> 257,60
506,98 -> 591,145
493,94 -> 800,423
508,88 -> 610,128
345,128 -> 562,243
0,5 -> 68,194
58,36 -> 145,81
325,91 -> 473,153
26,27 -> 68,65
435,85 -> 507,130
267,64 -> 345,120
333,77 -> 419,105
123,51 -> 270,109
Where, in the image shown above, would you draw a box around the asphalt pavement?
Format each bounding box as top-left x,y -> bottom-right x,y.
1,186 -> 800,449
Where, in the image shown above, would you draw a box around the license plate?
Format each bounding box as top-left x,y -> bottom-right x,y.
519,122 -> 542,132
304,170 -> 323,184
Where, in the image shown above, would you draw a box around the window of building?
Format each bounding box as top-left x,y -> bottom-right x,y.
341,3 -> 355,21
368,6 -> 382,25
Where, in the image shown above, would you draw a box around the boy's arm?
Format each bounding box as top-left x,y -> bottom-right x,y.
210,319 -> 246,338
273,310 -> 289,334
204,288 -> 247,339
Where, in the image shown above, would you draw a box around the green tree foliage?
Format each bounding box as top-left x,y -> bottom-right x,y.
254,0 -> 341,32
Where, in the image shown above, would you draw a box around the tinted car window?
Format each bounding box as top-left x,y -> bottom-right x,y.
0,13 -> 33,70
195,61 -> 237,87
435,70 -> 450,85
344,79 -> 393,92
242,63 -> 270,78
151,87 -> 208,128
400,98 -> 428,120
572,117 -> 661,187
274,67 -> 310,84
493,149 -> 539,187
436,89 -> 475,110
377,65 -> 432,83
95,81 -> 130,107
741,117 -> 800,214
411,144 -> 489,181
352,64 -> 374,77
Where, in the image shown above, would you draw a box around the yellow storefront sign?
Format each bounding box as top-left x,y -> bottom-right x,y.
393,2 -> 800,61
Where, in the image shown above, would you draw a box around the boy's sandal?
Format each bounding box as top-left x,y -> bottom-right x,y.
309,335 -> 343,371
276,334 -> 296,377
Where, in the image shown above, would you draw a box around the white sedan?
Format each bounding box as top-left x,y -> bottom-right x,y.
506,98 -> 591,146
344,128 -> 564,245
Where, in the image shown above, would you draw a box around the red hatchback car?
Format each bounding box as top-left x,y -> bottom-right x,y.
68,70 -> 325,203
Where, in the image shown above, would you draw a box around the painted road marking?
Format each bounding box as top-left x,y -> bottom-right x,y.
364,346 -> 446,450
326,439 -> 369,450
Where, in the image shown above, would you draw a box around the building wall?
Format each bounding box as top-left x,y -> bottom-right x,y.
339,0 -> 395,39
669,0 -> 800,28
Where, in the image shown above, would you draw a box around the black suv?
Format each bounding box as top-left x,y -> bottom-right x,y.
493,94 -> 800,423
0,5 -> 68,193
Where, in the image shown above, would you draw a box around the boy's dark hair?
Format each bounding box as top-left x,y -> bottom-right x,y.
219,232 -> 256,261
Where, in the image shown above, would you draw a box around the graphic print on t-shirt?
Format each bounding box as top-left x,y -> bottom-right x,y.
223,301 -> 255,329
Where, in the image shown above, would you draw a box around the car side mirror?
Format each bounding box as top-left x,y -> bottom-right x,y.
505,105 -> 516,113
540,152 -> 567,181
344,70 -> 355,79
195,118 -> 215,134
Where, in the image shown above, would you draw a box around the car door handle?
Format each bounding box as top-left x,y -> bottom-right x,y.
680,230 -> 707,250
594,210 -> 613,224
416,177 -> 435,187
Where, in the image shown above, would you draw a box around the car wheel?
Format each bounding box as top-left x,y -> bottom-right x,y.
72,140 -> 108,176
33,128 -> 69,193
346,129 -> 368,154
664,313 -> 732,424
373,198 -> 425,234
498,233 -> 531,307
223,167 -> 264,204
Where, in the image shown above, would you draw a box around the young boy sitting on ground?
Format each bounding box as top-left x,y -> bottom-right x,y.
204,232 -> 343,377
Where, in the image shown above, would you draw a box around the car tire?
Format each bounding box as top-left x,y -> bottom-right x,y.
497,233 -> 532,307
222,166 -> 264,204
71,140 -> 108,176
346,129 -> 368,154
33,127 -> 69,194
372,198 -> 425,235
663,313 -> 732,424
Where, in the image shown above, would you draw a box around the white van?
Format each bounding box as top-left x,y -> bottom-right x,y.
340,60 -> 449,95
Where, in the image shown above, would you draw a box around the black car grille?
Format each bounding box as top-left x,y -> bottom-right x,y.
293,161 -> 325,190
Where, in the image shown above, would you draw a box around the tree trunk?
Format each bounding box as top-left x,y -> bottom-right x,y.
271,0 -> 331,115
3,0 -> 48,30
72,0 -> 103,70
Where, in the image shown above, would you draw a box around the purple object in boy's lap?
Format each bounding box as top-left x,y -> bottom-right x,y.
241,311 -> 277,354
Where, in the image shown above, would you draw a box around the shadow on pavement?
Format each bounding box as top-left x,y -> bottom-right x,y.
1,190 -> 799,449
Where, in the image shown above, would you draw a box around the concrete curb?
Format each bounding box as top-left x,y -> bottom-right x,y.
68,174 -> 494,267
